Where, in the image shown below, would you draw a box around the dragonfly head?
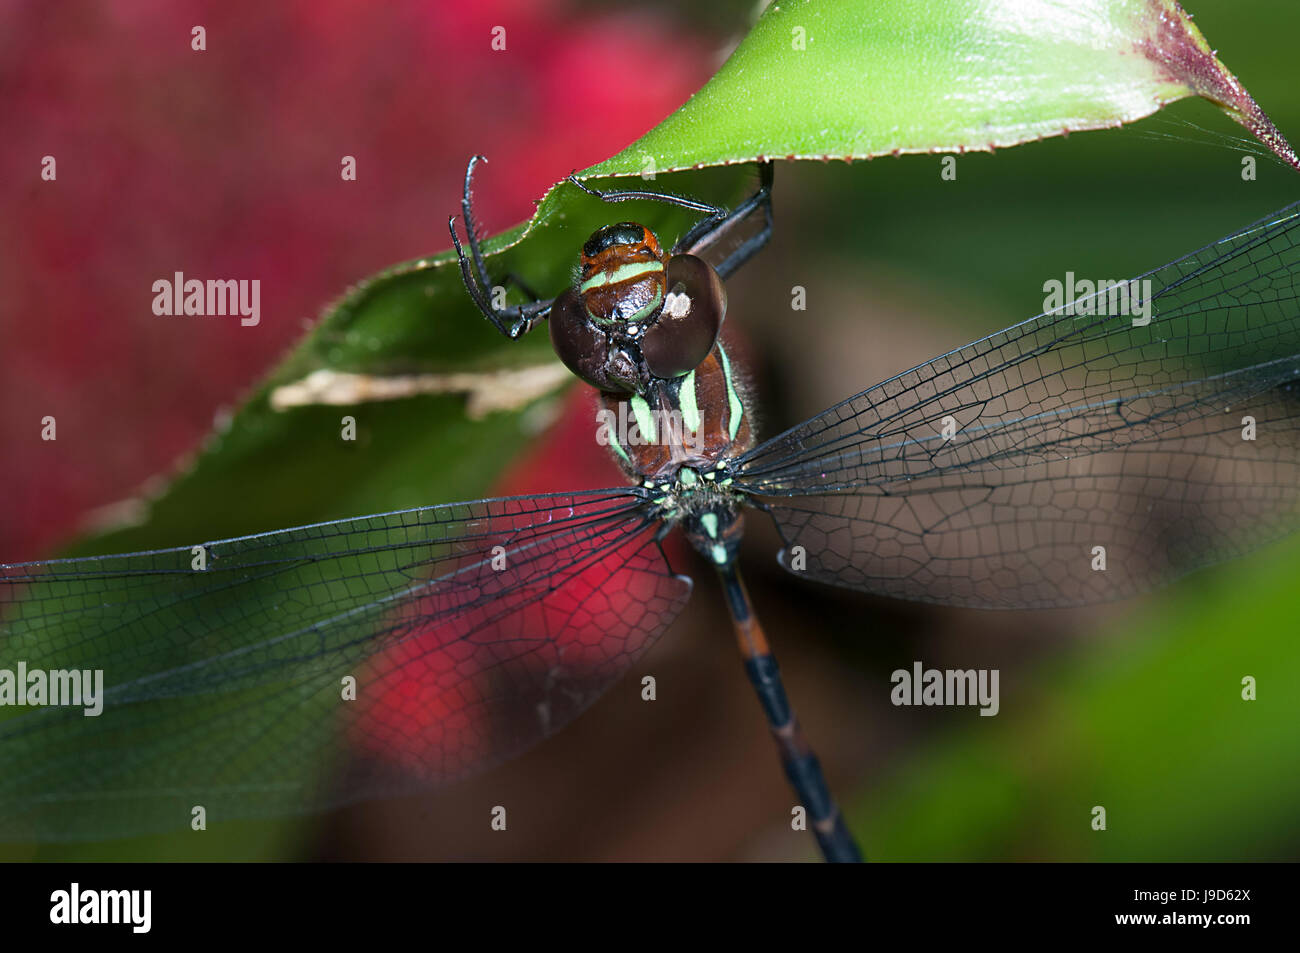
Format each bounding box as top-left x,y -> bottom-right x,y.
550,222 -> 726,393
578,222 -> 667,328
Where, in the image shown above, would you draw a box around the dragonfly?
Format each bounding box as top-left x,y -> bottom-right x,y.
2,164 -> 1299,862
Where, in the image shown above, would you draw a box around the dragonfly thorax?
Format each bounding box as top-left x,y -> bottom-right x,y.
597,342 -> 753,483
550,222 -> 727,393
643,465 -> 747,568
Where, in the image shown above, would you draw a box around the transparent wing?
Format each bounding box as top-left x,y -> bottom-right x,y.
0,489 -> 690,842
735,202 -> 1300,608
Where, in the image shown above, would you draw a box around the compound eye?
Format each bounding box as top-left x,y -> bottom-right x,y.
640,254 -> 726,380
548,288 -> 637,392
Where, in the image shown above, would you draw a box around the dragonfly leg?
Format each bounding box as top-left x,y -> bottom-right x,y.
566,172 -> 725,217
567,161 -> 775,278
449,155 -> 554,340
702,161 -> 769,280
717,562 -> 863,863
679,161 -> 774,280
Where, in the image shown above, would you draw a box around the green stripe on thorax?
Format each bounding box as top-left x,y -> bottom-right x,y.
678,369 -> 700,434
717,344 -> 743,441
629,394 -> 656,444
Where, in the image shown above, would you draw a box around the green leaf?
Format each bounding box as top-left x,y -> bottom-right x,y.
587,0 -> 1299,176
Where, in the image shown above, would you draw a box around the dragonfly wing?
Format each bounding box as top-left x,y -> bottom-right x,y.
0,489 -> 690,841
735,202 -> 1300,609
